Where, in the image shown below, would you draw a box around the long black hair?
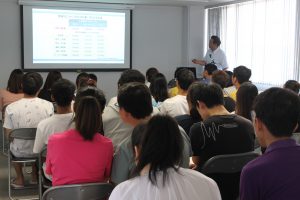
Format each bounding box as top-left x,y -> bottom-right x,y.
6,69 -> 23,93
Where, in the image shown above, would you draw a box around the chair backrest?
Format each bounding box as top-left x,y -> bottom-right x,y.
9,128 -> 37,140
42,182 -> 114,200
201,151 -> 260,174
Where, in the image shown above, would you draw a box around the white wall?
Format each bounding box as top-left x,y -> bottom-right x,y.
0,0 -> 205,100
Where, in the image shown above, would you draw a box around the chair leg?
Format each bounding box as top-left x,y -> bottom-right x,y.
8,152 -> 13,200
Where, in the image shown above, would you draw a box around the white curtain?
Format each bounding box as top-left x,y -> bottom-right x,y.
207,0 -> 299,86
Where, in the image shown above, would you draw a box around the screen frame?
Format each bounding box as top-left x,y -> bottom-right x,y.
21,4 -> 132,72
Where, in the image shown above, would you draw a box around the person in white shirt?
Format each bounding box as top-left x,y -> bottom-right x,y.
160,69 -> 195,117
3,72 -> 54,188
33,79 -> 75,154
193,35 -> 228,71
109,115 -> 221,200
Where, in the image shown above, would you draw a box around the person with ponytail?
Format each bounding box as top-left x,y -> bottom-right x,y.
46,87 -> 113,186
109,115 -> 221,200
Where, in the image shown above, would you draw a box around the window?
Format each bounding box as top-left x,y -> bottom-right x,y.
206,0 -> 299,86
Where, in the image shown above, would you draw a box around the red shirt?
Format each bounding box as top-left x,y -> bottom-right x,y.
46,129 -> 113,186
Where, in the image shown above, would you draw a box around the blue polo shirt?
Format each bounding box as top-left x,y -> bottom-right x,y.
240,139 -> 300,200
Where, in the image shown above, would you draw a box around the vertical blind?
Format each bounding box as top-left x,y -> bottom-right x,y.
206,0 -> 299,86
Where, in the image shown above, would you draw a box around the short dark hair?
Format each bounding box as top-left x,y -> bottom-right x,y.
118,82 -> 153,119
236,82 -> 258,120
51,79 -> 75,107
225,70 -> 234,87
233,66 -> 251,84
176,69 -> 195,90
134,115 -> 183,185
284,80 -> 300,94
118,69 -> 145,87
76,72 -> 89,88
150,73 -> 169,102
204,64 -> 218,75
74,96 -> 102,140
75,86 -> 106,113
253,87 -> 300,137
89,73 -> 97,82
22,72 -> 43,95
212,70 -> 229,89
146,67 -> 159,83
189,82 -> 224,109
211,35 -> 221,46
7,69 -> 23,93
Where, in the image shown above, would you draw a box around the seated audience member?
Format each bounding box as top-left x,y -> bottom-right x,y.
240,88 -> 300,200
145,67 -> 159,87
199,63 -> 218,85
38,71 -> 62,102
167,68 -> 184,97
212,70 -> 236,112
102,69 -> 146,150
229,66 -> 252,101
111,83 -> 191,184
33,79 -> 75,153
88,73 -> 98,86
46,88 -> 113,186
149,73 -> 169,108
160,69 -> 195,117
235,82 -> 258,121
175,82 -> 202,136
284,80 -> 300,95
0,69 -> 24,112
189,83 -> 254,199
109,115 -> 221,200
4,72 -> 54,188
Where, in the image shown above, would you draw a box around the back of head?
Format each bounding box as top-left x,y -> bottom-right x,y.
236,82 -> 258,120
117,82 -> 153,119
89,73 -> 97,82
7,69 -> 23,93
189,82 -> 224,109
284,80 -> 300,94
22,72 -> 43,96
176,69 -> 195,91
225,70 -> 234,87
51,79 -> 75,107
212,70 -> 229,89
76,72 -> 89,88
211,35 -> 221,46
135,115 -> 183,185
146,67 -> 159,83
74,96 -> 102,140
253,87 -> 300,137
150,73 -> 169,102
43,71 -> 62,90
204,64 -> 218,75
233,66 -> 251,84
75,86 -> 106,113
118,69 -> 145,87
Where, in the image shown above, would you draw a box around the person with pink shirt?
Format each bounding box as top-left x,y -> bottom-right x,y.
46,87 -> 113,186
0,69 -> 24,112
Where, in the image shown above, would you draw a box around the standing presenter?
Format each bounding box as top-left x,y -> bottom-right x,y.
192,35 -> 228,71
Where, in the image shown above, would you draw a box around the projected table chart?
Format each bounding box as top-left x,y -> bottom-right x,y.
32,9 -> 125,64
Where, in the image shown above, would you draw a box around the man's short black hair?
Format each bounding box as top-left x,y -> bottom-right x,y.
176,69 -> 195,91
233,66 -> 251,84
189,82 -> 224,109
146,67 -> 159,83
51,79 -> 75,107
253,87 -> 300,137
118,69 -> 145,87
211,35 -> 221,46
118,82 -> 153,119
22,72 -> 43,95
89,73 -> 97,82
204,63 -> 218,75
284,80 -> 300,94
76,72 -> 89,87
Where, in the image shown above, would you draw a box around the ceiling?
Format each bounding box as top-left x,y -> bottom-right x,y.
56,0 -> 235,6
